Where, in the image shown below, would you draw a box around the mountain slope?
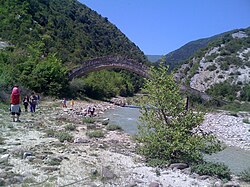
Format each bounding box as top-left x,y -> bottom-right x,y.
161,30 -> 238,71
175,27 -> 250,101
0,0 -> 146,66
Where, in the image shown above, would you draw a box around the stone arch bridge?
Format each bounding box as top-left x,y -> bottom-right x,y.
68,56 -> 149,80
68,55 -> 216,103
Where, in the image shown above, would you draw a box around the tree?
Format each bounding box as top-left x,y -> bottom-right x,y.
30,54 -> 69,96
136,65 -> 221,164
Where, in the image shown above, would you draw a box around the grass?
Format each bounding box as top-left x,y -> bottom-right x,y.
86,130 -> 104,138
56,131 -> 73,142
106,124 -> 123,131
83,117 -> 95,123
220,101 -> 250,113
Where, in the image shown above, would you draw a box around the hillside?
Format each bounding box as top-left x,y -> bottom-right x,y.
0,0 -> 146,65
160,30 -> 238,71
175,27 -> 250,101
0,0 -> 148,99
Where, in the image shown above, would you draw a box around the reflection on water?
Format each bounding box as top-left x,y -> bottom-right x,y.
102,107 -> 250,174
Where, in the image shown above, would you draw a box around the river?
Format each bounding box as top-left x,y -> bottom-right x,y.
102,106 -> 250,174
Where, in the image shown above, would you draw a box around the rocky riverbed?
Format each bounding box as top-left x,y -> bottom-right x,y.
0,99 -> 249,186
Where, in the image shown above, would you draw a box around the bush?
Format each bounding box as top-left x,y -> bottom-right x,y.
0,136 -> 5,145
243,118 -> 250,124
239,168 -> 250,182
146,158 -> 169,167
218,75 -> 224,79
64,124 -> 76,131
45,129 -> 56,137
191,162 -> 231,180
206,64 -> 217,71
106,124 -> 122,131
83,117 -> 95,123
87,130 -> 104,138
56,132 -> 73,142
136,65 -> 222,165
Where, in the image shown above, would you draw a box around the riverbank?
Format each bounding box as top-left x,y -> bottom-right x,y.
201,112 -> 250,151
0,99 -> 248,186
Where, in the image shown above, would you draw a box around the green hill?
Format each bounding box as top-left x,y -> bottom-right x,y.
0,0 -> 146,65
0,0 -> 147,99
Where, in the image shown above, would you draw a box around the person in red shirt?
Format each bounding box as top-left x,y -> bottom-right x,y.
10,85 -> 21,122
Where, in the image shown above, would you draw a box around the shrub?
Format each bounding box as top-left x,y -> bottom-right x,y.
239,168 -> 250,182
191,162 -> 231,180
0,136 -> 5,145
87,130 -> 104,138
64,124 -> 76,131
83,117 -> 95,124
136,65 -> 222,165
146,158 -> 169,167
106,124 -> 122,131
243,118 -> 250,124
45,129 -> 56,137
56,132 -> 73,142
206,64 -> 217,71
218,75 -> 224,79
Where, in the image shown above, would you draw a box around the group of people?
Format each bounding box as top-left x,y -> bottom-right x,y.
22,92 -> 40,112
10,85 -> 40,122
62,98 -> 75,109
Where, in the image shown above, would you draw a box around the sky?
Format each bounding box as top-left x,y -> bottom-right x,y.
79,0 -> 250,55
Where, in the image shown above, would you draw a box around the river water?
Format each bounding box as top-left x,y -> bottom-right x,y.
102,106 -> 250,174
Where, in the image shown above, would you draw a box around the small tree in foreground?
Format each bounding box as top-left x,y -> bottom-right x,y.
136,65 -> 222,164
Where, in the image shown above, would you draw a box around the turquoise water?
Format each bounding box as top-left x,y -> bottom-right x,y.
102,106 -> 250,174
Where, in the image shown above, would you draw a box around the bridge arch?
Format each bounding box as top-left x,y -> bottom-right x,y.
68,56 -> 149,80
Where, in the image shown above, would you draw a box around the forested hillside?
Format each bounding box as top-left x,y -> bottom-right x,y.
0,0 -> 146,65
0,0 -> 147,99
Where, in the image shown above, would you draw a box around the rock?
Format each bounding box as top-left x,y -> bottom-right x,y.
74,137 -> 90,143
0,154 -> 10,164
26,156 -> 36,162
41,166 -> 59,172
0,148 -> 7,153
101,118 -> 109,125
23,152 -> 33,159
214,180 -> 223,187
87,123 -> 96,129
126,182 -> 138,187
148,181 -> 160,187
101,166 -> 116,180
0,178 -> 5,186
169,163 -> 188,170
199,175 -> 210,180
223,181 -> 240,187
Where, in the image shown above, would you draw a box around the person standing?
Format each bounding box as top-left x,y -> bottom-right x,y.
62,98 -> 67,108
10,85 -> 21,122
71,99 -> 75,109
22,95 -> 29,112
29,92 -> 37,112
